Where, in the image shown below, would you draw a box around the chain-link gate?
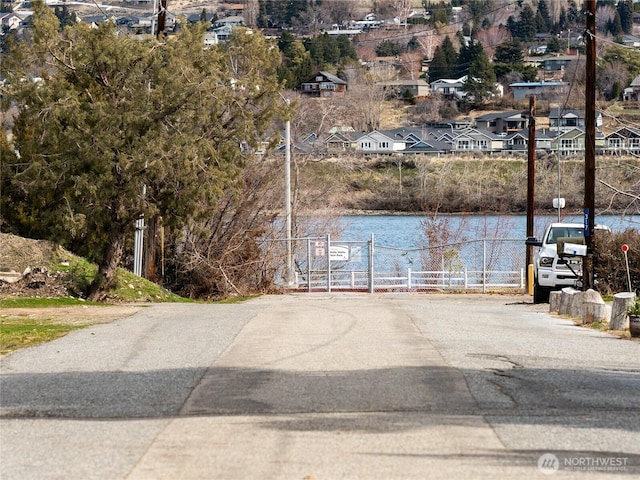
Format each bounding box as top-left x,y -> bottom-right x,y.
268,235 -> 526,293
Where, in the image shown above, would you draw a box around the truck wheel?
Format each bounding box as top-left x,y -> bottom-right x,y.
533,282 -> 550,304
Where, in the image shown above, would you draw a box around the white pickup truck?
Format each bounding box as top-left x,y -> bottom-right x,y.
528,222 -> 610,303
529,223 -> 586,303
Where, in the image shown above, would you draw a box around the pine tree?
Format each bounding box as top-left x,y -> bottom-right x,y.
428,45 -> 449,83
537,0 -> 551,33
440,35 -> 457,77
462,42 -> 495,104
517,5 -> 536,41
494,40 -> 524,64
567,1 -> 580,27
617,0 -> 633,34
1,1 -> 285,299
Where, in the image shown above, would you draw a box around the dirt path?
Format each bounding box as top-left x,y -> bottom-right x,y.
0,305 -> 143,325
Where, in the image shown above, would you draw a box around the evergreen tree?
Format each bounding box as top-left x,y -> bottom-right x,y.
536,0 -> 551,33
257,0 -> 268,28
462,43 -> 495,104
546,37 -> 564,54
428,36 -> 457,83
455,40 -> 483,78
1,1 -> 285,299
441,36 -> 457,74
335,35 -> 358,62
517,5 -> 537,41
607,13 -> 623,37
558,7 -> 567,32
200,8 -> 208,23
428,45 -> 450,83
535,11 -> 548,34
494,40 -> 524,64
617,0 -> 633,34
53,4 -> 75,29
376,40 -> 404,57
567,1 -> 580,27
506,15 -> 518,38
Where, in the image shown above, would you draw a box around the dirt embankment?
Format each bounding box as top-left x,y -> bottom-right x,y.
0,233 -> 143,323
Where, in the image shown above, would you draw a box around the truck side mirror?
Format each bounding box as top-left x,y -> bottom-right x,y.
526,236 -> 542,247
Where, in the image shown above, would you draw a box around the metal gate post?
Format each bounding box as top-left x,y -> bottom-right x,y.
368,233 -> 374,294
482,239 -> 487,294
307,238 -> 312,293
326,234 -> 331,293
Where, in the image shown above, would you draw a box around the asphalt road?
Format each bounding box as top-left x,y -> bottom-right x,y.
1,294 -> 639,479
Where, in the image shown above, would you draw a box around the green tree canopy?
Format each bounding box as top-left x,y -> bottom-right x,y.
494,39 -> 524,64
461,42 -> 496,104
0,1 -> 286,299
376,40 -> 405,57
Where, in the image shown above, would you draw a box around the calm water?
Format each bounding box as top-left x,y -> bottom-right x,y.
337,214 -> 640,248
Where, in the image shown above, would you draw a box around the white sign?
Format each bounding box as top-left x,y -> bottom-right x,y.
329,245 -> 350,261
553,198 -> 565,209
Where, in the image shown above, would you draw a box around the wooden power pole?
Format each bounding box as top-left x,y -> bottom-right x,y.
156,0 -> 167,38
584,0 -> 596,290
526,95 -> 536,286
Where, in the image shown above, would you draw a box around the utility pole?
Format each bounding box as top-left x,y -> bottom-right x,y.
526,95 -> 536,288
584,0 -> 596,290
156,0 -> 167,38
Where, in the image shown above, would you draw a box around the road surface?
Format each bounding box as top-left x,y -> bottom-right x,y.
1,294 -> 639,479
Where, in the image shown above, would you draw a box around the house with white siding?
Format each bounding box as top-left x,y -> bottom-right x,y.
355,130 -> 406,155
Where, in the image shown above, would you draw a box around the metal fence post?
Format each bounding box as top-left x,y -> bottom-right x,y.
307,238 -> 312,293
326,234 -> 331,293
482,239 -> 487,294
368,233 -> 374,294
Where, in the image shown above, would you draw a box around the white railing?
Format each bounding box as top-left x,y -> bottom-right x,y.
294,268 -> 525,292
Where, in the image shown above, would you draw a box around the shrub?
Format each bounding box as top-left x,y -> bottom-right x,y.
593,228 -> 640,294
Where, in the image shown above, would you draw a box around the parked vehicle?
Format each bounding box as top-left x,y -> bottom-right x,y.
527,222 -> 611,303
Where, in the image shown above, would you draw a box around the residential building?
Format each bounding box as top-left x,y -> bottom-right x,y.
355,130 -> 406,155
548,108 -> 602,132
451,129 -> 503,154
474,111 -> 526,134
510,81 -> 569,100
0,12 -> 22,30
299,71 -> 348,98
623,74 -> 640,101
214,15 -> 244,28
381,79 -> 430,99
603,127 -> 640,155
324,131 -> 356,153
430,76 -> 467,99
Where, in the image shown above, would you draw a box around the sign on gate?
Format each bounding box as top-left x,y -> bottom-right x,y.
315,241 -> 325,257
329,245 -> 350,262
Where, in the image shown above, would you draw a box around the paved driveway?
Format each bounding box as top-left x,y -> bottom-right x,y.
1,294 -> 638,479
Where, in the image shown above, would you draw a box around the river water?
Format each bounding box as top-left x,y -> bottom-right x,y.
337,213 -> 640,249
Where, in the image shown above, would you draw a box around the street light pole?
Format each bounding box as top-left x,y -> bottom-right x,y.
284,100 -> 292,285
278,94 -> 293,285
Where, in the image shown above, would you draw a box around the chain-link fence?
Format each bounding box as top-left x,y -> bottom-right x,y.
268,236 -> 527,293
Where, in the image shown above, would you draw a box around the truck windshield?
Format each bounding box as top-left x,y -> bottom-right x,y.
546,227 -> 584,244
